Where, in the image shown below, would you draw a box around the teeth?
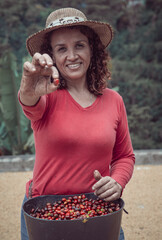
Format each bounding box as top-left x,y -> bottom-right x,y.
68,64 -> 80,69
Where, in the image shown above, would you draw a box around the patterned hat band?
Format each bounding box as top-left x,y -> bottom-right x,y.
47,16 -> 85,28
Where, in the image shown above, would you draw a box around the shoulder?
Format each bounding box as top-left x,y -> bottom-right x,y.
102,88 -> 123,102
101,88 -> 125,114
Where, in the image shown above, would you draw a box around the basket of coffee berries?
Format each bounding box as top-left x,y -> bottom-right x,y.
23,193 -> 124,240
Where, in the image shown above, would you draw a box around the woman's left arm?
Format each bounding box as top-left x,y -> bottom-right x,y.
92,97 -> 135,201
110,97 -> 135,190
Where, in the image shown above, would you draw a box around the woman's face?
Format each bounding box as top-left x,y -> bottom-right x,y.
50,27 -> 91,83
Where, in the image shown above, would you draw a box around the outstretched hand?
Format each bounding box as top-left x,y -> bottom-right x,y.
92,170 -> 122,202
20,53 -> 59,106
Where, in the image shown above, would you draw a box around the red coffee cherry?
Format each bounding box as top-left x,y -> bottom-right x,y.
30,194 -> 121,221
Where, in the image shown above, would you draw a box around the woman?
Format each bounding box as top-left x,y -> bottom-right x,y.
19,7 -> 135,240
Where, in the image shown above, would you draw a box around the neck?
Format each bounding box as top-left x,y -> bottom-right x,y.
67,79 -> 88,94
66,79 -> 97,108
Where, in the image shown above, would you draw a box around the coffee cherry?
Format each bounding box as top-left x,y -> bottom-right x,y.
54,78 -> 59,86
30,194 -> 121,221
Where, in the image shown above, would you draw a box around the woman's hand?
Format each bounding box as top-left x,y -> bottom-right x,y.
20,53 -> 59,106
92,170 -> 122,202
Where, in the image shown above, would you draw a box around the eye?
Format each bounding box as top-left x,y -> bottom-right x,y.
76,43 -> 84,49
58,47 -> 66,52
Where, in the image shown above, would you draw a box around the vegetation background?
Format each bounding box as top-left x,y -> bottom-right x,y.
0,0 -> 162,155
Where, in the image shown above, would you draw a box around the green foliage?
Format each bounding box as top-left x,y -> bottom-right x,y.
0,51 -> 34,155
141,43 -> 156,62
145,0 -> 162,12
111,57 -> 162,149
108,1 -> 162,149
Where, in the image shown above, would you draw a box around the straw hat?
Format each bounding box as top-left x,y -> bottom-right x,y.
26,7 -> 113,56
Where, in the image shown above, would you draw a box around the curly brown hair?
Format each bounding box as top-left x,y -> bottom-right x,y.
40,26 -> 111,95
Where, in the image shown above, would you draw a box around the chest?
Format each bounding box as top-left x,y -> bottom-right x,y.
39,97 -> 119,152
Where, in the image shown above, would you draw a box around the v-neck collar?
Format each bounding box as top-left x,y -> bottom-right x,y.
65,89 -> 100,111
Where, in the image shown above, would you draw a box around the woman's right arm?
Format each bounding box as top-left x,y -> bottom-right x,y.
19,52 -> 59,106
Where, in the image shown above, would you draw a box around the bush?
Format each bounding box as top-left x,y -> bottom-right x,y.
141,43 -> 156,62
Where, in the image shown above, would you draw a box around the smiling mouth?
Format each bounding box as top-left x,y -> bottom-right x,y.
67,63 -> 81,69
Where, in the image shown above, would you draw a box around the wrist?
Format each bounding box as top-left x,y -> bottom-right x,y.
19,90 -> 40,106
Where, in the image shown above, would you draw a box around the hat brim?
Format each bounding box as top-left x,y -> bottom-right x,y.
26,21 -> 113,56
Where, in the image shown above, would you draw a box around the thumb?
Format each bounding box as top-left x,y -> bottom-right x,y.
94,170 -> 102,181
51,66 -> 60,86
51,66 -> 59,80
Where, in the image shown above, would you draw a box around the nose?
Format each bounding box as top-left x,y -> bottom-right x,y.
67,48 -> 78,61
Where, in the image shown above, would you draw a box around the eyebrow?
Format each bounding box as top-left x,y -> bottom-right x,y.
53,40 -> 88,49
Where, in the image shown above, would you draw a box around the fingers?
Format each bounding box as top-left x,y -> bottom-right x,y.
93,177 -> 112,197
94,170 -> 102,181
92,171 -> 122,202
46,81 -> 58,94
23,61 -> 36,75
25,52 -> 54,77
23,53 -> 60,87
51,66 -> 59,81
95,180 -> 118,198
32,53 -> 53,77
32,53 -> 53,67
92,175 -> 111,191
23,61 -> 54,84
104,192 -> 119,202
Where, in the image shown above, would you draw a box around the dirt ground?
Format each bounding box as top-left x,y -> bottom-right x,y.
0,165 -> 162,240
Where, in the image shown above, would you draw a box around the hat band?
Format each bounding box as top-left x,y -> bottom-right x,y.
47,16 -> 85,28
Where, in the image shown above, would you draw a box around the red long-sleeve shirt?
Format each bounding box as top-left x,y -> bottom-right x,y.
19,88 -> 135,198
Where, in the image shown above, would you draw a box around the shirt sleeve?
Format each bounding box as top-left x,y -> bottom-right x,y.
18,90 -> 47,122
110,97 -> 135,190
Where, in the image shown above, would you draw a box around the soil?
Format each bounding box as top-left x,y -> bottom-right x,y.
0,165 -> 162,240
